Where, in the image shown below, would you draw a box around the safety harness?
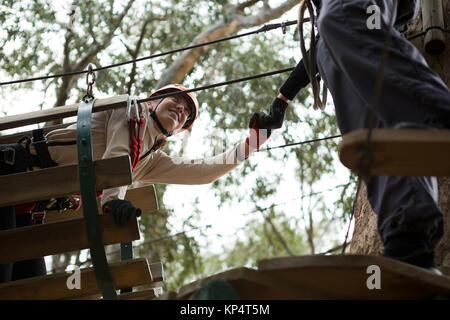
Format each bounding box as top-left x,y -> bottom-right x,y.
0,129 -> 73,224
127,96 -> 147,171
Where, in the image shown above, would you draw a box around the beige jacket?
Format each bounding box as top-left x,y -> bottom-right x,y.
45,102 -> 253,207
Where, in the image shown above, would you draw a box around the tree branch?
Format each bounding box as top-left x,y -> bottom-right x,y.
264,214 -> 295,256
157,0 -> 298,88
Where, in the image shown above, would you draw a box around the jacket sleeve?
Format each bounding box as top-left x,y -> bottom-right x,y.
99,108 -> 131,207
136,140 -> 254,185
279,58 -> 310,101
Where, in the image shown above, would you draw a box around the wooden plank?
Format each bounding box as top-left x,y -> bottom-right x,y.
155,291 -> 178,300
0,122 -> 74,145
0,258 -> 153,300
148,262 -> 164,283
44,184 -> 158,223
0,213 -> 140,264
117,288 -> 159,300
177,267 -> 328,300
72,263 -> 164,300
0,155 -> 132,207
0,95 -> 128,131
422,0 -> 446,55
338,129 -> 450,176
258,255 -> 450,299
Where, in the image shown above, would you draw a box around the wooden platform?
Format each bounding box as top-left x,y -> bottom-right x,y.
257,255 -> 450,299
0,259 -> 163,300
177,267 -> 328,300
0,155 -> 132,207
339,129 -> 450,176
44,183 -> 158,223
0,213 -> 140,264
173,255 -> 450,300
0,95 -> 128,131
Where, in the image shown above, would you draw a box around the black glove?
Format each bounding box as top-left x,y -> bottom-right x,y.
249,97 -> 288,130
102,199 -> 142,226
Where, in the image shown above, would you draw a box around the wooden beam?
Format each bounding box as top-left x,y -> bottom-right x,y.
0,155 -> 132,207
258,255 -> 450,299
0,213 -> 140,264
0,95 -> 128,131
71,262 -> 164,300
177,267 -> 326,300
0,258 -> 156,300
0,122 -> 74,145
44,183 -> 158,223
117,288 -> 159,300
422,0 -> 446,55
338,129 -> 450,176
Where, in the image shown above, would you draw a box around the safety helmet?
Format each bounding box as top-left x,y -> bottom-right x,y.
148,84 -> 199,131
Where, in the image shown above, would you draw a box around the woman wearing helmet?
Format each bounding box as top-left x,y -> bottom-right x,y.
0,83 -> 271,283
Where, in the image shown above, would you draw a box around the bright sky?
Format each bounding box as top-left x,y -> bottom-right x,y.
0,1 -> 355,272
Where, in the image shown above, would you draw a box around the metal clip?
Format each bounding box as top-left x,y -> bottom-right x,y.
126,95 -> 140,122
84,64 -> 96,101
280,21 -> 287,34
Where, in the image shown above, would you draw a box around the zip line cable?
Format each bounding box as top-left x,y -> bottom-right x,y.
258,134 -> 342,152
0,18 -> 441,87
0,20 -> 302,87
136,66 -> 295,104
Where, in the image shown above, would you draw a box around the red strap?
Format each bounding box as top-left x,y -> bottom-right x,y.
14,202 -> 37,215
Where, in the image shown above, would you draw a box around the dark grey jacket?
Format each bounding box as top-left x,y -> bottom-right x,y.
311,0 -> 419,27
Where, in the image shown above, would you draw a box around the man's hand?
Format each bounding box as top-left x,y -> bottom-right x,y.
249,96 -> 288,130
102,199 -> 142,226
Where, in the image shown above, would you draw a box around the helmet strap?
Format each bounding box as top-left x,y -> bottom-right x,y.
150,98 -> 173,137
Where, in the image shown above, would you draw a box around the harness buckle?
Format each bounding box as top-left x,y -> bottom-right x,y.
31,211 -> 46,225
1,148 -> 16,166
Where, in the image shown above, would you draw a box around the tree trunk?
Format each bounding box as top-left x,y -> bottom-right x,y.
350,0 -> 450,268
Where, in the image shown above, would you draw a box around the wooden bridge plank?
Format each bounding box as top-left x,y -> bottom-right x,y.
339,129 -> 450,176
0,122 -> 74,145
0,213 -> 139,264
258,255 -> 450,299
117,288 -> 159,300
0,95 -> 128,131
44,183 -> 158,223
0,155 -> 132,207
72,263 -> 164,300
0,258 -> 154,300
177,267 -> 326,300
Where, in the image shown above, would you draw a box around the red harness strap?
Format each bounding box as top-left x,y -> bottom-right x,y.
127,97 -> 146,172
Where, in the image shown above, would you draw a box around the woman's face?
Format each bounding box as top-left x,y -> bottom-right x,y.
153,95 -> 192,133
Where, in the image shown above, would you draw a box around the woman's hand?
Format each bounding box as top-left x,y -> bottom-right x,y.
102,199 -> 142,226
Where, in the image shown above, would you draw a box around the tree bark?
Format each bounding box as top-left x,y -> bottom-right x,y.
350,0 -> 450,268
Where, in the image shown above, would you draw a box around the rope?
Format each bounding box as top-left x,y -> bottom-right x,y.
0,20 -> 441,88
298,0 -> 326,111
258,134 -> 341,152
341,178 -> 361,254
357,2 -> 397,180
406,26 -> 450,41
136,67 -> 295,104
0,19 -> 305,87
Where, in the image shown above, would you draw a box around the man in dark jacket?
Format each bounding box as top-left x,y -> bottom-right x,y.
251,0 -> 450,272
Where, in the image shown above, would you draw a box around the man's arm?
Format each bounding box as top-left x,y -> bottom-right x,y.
249,58 -> 310,130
